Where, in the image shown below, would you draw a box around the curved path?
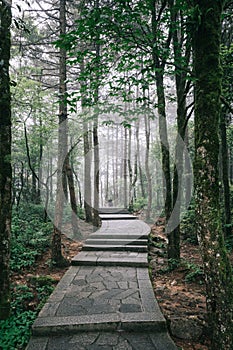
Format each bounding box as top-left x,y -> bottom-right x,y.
27,211 -> 177,350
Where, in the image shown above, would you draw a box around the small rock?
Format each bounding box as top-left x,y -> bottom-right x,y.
171,280 -> 177,286
157,258 -> 165,264
156,285 -> 166,294
169,316 -> 204,340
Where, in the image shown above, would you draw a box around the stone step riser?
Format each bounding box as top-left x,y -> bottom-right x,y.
71,259 -> 148,268
100,216 -> 138,220
98,208 -> 130,214
32,317 -> 166,336
88,234 -> 148,240
84,239 -> 148,246
82,245 -> 148,252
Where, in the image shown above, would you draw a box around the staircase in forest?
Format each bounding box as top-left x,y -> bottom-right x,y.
26,209 -> 177,350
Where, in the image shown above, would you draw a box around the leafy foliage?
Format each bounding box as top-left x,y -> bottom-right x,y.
11,204 -> 52,272
0,281 -> 55,350
180,201 -> 198,244
0,204 -> 56,349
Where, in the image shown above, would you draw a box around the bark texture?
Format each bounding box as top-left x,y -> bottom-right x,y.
51,0 -> 69,266
193,1 -> 233,348
0,0 -> 12,319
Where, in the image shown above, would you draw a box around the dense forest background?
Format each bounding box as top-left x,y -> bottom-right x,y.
0,0 -> 233,349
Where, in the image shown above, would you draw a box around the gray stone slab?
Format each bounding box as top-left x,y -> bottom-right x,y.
150,332 -> 178,350
83,245 -> 148,253
137,267 -> 151,280
32,314 -> 121,335
119,303 -> 142,313
99,214 -> 138,220
26,336 -> 48,350
72,251 -> 148,267
121,312 -> 166,332
84,239 -> 148,246
26,331 -> 177,350
88,234 -> 148,240
96,257 -> 148,267
39,302 -> 60,317
98,208 -> 129,214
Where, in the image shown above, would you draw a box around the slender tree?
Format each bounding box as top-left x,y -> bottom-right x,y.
51,0 -> 69,266
192,1 -> 233,348
0,0 -> 12,319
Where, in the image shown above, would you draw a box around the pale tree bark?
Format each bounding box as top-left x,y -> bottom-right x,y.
136,118 -> 145,198
123,126 -> 128,208
51,0 -> 69,266
144,113 -> 152,220
128,126 -> 133,210
83,119 -> 93,222
193,1 -> 233,348
0,0 -> 12,319
80,59 -> 93,222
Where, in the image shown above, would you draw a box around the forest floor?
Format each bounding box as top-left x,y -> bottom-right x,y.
149,221 -> 209,350
11,219 -> 211,350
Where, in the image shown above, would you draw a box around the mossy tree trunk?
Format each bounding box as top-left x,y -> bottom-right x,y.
220,112 -> 232,238
0,0 -> 12,320
193,1 -> 233,348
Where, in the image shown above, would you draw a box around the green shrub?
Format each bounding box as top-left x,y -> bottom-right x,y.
180,201 -> 198,244
0,310 -> 36,350
10,205 -> 52,272
182,261 -> 204,284
0,281 -> 55,350
133,197 -> 147,211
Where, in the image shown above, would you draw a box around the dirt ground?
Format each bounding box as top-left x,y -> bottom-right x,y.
12,219 -> 211,349
149,222 -> 210,350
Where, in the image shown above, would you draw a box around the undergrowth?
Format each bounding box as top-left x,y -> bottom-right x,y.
0,204 -> 56,350
11,204 -> 52,271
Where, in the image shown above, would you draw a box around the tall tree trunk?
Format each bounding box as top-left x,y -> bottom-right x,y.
93,116 -> 100,226
193,1 -> 233,348
128,126 -> 133,210
92,42 -> 100,226
51,0 -> 69,266
0,0 -> 12,320
168,2 -> 191,261
123,126 -> 128,208
136,119 -> 145,198
66,158 -> 80,237
151,0 -> 172,226
81,58 -> 93,223
37,116 -> 43,204
220,112 -> 232,238
115,123 -> 119,202
144,113 -> 152,220
83,119 -> 93,222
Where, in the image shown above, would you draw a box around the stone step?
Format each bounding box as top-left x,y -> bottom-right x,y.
72,251 -> 148,267
26,331 -> 178,350
83,245 -> 148,252
84,238 -> 148,246
98,207 -> 130,214
31,312 -> 166,336
100,214 -> 138,220
88,234 -> 148,240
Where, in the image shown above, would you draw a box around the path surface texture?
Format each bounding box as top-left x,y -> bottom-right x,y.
27,209 -> 177,350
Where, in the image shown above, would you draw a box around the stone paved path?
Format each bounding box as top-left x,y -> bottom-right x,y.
26,210 -> 177,350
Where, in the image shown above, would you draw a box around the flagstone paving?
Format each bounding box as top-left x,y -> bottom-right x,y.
26,210 -> 177,350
